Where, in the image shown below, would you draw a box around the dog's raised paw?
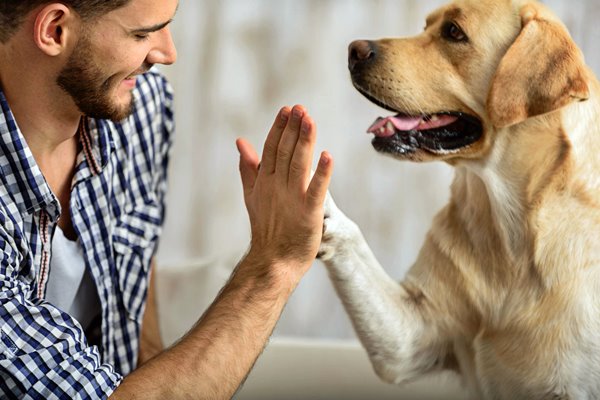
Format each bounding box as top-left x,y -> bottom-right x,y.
319,199 -> 361,261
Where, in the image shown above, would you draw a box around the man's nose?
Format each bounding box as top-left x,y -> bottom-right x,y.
147,27 -> 178,66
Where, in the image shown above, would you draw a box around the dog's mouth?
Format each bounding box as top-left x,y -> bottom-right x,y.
368,112 -> 483,156
358,88 -> 483,157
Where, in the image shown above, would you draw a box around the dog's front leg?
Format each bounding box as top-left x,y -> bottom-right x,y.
319,193 -> 446,385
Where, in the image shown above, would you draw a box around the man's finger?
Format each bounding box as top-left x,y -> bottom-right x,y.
260,106 -> 291,175
288,115 -> 316,190
306,151 -> 334,209
236,138 -> 259,197
275,105 -> 305,183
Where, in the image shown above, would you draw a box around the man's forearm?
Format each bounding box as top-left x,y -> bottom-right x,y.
111,255 -> 300,399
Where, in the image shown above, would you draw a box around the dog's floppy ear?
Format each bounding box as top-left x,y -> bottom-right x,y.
487,4 -> 589,129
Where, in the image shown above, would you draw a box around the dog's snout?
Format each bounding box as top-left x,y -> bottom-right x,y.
348,40 -> 376,73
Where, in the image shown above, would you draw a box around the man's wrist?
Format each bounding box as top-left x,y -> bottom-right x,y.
238,249 -> 310,296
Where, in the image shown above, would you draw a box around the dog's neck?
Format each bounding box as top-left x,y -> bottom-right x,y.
455,82 -> 600,270
562,76 -> 600,191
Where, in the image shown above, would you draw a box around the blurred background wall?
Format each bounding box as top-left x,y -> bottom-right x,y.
155,0 -> 600,344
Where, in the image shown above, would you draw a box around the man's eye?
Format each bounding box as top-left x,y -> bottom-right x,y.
441,21 -> 468,42
134,34 -> 150,41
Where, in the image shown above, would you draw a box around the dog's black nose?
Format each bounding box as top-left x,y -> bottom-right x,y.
348,40 -> 376,73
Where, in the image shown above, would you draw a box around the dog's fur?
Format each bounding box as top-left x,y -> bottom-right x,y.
319,1 -> 600,398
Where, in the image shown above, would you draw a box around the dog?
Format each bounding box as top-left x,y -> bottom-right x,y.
318,0 -> 600,398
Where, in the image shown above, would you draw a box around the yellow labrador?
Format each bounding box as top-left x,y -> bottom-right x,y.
319,0 -> 600,398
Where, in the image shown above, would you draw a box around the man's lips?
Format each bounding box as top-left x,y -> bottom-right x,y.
123,65 -> 151,83
120,64 -> 153,89
121,76 -> 137,88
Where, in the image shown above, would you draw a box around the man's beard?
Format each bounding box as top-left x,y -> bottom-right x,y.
57,36 -> 141,122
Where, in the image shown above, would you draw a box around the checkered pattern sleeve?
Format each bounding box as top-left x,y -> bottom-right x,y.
0,213 -> 123,399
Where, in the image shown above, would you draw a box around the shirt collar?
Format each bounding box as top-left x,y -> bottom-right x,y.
73,116 -> 116,185
0,88 -> 58,217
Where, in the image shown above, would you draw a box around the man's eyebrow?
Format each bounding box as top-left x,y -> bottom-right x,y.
132,3 -> 179,34
130,19 -> 173,34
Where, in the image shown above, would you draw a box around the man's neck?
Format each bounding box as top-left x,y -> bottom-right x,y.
0,40 -> 81,162
2,80 -> 81,158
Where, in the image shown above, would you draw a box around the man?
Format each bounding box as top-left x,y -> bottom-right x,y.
0,0 -> 333,398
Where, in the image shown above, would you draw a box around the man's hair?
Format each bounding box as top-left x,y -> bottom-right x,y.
0,0 -> 131,43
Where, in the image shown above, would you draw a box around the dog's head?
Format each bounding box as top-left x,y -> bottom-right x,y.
350,0 -> 589,162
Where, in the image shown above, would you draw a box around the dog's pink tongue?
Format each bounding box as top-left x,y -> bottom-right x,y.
367,114 -> 460,137
368,116 -> 422,137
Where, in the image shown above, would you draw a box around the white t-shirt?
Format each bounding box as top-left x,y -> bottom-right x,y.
45,226 -> 101,331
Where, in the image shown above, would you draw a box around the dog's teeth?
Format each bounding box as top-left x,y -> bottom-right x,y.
386,121 -> 394,131
431,115 -> 439,121
379,127 -> 385,134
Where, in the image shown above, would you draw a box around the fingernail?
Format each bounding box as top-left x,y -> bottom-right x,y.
301,119 -> 310,133
320,153 -> 330,165
292,107 -> 303,119
281,108 -> 290,122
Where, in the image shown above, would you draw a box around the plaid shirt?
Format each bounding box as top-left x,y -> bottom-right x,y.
0,71 -> 174,399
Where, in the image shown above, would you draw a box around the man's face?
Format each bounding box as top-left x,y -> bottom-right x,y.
57,0 -> 178,122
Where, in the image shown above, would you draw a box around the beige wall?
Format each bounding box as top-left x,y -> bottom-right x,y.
156,0 -> 600,341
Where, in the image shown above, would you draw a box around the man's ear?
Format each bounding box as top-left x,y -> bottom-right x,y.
486,4 -> 589,129
33,3 -> 75,56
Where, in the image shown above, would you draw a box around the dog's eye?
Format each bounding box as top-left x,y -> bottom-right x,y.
441,21 -> 468,42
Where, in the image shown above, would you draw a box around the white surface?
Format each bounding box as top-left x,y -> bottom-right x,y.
235,338 -> 467,400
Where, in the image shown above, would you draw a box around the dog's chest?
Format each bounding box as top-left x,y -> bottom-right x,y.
460,274 -> 600,399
